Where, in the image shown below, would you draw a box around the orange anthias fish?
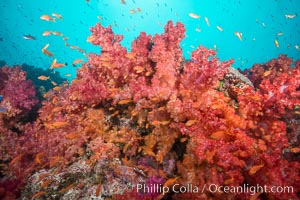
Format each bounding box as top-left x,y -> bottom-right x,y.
42,31 -> 52,36
70,45 -> 79,50
46,121 -> 69,129
50,58 -> 66,69
234,32 -> 243,41
32,191 -> 46,199
188,13 -> 200,19
52,31 -> 63,36
216,25 -> 223,32
42,43 -> 54,57
38,75 -> 50,81
249,163 -> 264,175
52,13 -> 63,20
205,17 -> 210,26
86,35 -> 96,43
72,59 -> 83,66
274,39 -> 280,48
40,15 -> 56,22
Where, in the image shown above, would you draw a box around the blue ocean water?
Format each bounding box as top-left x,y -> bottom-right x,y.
0,0 -> 299,80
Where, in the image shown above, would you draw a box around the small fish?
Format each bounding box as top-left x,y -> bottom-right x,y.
62,37 -> 68,41
43,43 -> 49,49
64,73 -> 71,77
23,34 -> 36,40
38,75 -> 50,80
234,32 -> 243,41
86,35 -> 96,43
51,81 -> 57,86
120,0 -> 126,4
130,9 -> 136,14
295,45 -> 300,50
72,59 -> 83,66
65,133 -> 80,139
249,164 -> 264,175
49,156 -> 61,167
52,13 -> 63,20
205,17 -> 210,26
9,154 -> 23,166
70,45 -> 78,49
285,14 -> 296,19
42,31 -> 52,36
180,137 -> 188,143
50,58 -> 65,69
224,177 -> 234,185
133,65 -> 144,73
276,32 -> 283,36
48,121 -> 68,129
34,152 -> 44,164
95,183 -> 102,197
185,120 -> 197,126
210,131 -> 225,140
274,39 -> 279,48
42,49 -> 53,57
136,7 -> 142,12
216,25 -> 223,32
263,70 -> 271,77
40,179 -> 52,189
32,191 -> 46,199
195,27 -> 201,32
291,147 -> 300,153
189,13 -> 200,19
118,99 -> 132,105
52,31 -> 63,36
59,183 -> 76,193
53,86 -> 62,91
151,120 -> 170,126
40,15 -> 56,22
42,44 -> 53,57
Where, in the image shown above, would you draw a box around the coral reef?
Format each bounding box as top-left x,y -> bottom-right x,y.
0,21 -> 299,200
0,65 -> 39,199
21,63 -> 67,101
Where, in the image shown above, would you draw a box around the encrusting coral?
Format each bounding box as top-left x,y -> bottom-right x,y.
0,21 -> 299,200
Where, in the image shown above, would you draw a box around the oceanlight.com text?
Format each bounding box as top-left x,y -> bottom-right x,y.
136,183 -> 294,196
208,184 -> 294,196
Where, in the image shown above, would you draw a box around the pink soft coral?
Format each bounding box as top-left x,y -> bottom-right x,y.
0,66 -> 38,117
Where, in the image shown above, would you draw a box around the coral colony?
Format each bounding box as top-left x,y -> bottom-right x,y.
0,21 -> 300,199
